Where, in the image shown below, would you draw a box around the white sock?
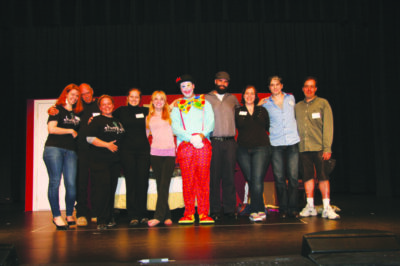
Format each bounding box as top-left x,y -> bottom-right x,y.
323,198 -> 330,209
306,198 -> 314,207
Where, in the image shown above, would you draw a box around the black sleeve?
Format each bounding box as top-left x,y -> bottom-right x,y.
113,106 -> 121,119
235,107 -> 245,130
262,108 -> 270,131
86,116 -> 99,138
143,106 -> 149,116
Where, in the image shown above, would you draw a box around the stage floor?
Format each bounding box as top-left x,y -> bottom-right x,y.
1,193 -> 400,265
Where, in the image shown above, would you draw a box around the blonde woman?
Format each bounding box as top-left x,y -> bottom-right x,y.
146,91 -> 176,227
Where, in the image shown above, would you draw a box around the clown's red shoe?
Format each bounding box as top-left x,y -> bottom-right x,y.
178,215 -> 195,224
199,214 -> 215,224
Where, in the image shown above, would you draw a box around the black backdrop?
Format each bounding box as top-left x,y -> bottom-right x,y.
1,0 -> 399,207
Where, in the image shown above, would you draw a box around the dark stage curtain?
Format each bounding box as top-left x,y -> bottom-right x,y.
1,0 -> 399,206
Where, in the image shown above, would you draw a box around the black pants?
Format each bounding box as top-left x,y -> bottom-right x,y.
150,155 -> 176,221
75,149 -> 91,217
209,139 -> 238,214
121,150 -> 151,220
90,160 -> 120,225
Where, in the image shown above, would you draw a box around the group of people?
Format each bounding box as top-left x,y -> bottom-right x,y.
43,71 -> 339,231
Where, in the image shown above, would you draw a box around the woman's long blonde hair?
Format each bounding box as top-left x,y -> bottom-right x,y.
146,90 -> 171,128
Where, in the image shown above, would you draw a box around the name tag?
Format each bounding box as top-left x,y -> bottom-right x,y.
312,112 -> 321,119
136,113 -> 145,118
239,111 -> 247,116
92,112 -> 100,117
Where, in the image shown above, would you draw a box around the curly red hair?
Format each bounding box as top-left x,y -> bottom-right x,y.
55,84 -> 83,114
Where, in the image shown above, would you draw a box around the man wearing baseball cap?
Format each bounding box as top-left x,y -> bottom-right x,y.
205,71 -> 241,221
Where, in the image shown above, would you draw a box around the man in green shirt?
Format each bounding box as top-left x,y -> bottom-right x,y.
296,77 -> 339,219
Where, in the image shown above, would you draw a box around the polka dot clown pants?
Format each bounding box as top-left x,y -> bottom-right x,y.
177,139 -> 212,216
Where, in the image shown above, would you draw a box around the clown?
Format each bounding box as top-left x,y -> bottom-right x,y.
171,74 -> 215,224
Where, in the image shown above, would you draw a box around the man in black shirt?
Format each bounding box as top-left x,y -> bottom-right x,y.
75,83 -> 100,226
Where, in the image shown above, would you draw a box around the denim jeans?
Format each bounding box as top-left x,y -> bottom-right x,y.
271,144 -> 299,213
43,146 -> 77,217
237,146 -> 271,213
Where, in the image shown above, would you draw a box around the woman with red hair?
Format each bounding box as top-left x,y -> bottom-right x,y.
43,84 -> 83,230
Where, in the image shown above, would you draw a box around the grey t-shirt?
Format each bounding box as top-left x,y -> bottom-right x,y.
205,91 -> 240,137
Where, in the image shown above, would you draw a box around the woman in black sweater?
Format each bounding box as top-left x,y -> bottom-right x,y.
235,85 -> 271,223
113,88 -> 151,226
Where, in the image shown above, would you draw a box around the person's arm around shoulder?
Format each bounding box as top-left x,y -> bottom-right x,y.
47,105 -> 59,116
258,96 -> 270,106
169,98 -> 181,110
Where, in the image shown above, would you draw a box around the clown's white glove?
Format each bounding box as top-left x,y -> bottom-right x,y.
190,134 -> 202,144
190,134 -> 204,149
193,141 -> 204,149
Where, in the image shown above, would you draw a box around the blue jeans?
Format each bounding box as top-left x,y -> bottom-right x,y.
271,144 -> 299,213
43,146 -> 77,217
237,146 -> 271,213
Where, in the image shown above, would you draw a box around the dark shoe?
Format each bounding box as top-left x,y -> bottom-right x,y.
66,216 -> 76,226
224,213 -> 237,219
280,211 -> 288,219
107,217 -> 117,228
210,213 -> 221,221
289,211 -> 299,218
67,221 -> 76,226
97,224 -> 107,230
52,221 -> 68,230
129,219 -> 139,227
140,218 -> 149,224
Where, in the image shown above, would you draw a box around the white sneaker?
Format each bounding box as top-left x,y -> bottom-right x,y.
300,204 -> 318,217
322,206 -> 340,220
258,212 -> 267,221
249,213 -> 262,222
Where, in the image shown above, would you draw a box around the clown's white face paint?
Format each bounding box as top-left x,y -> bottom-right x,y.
180,81 -> 195,98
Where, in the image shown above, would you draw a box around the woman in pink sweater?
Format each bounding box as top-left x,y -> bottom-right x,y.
146,91 -> 176,227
